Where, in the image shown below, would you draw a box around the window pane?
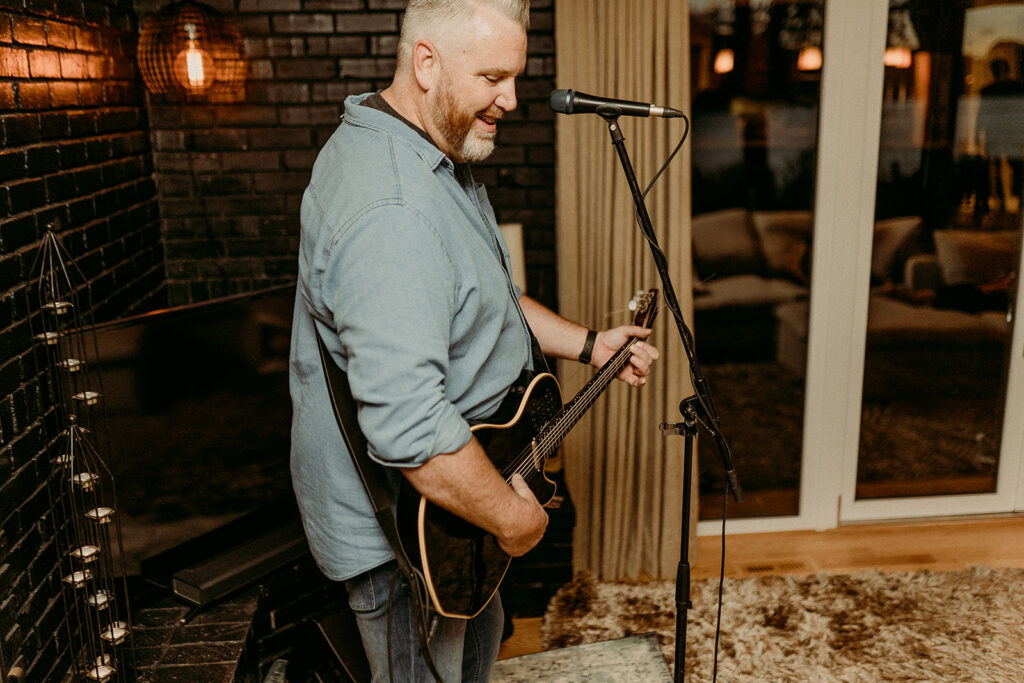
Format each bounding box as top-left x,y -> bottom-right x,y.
689,0 -> 824,519
857,0 -> 1023,500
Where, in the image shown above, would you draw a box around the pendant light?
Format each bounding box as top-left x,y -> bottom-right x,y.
137,1 -> 247,97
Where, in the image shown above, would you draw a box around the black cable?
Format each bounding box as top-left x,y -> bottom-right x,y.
712,486 -> 728,682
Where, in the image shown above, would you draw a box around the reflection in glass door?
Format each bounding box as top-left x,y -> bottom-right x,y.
688,0 -> 825,521
856,1 -> 1023,502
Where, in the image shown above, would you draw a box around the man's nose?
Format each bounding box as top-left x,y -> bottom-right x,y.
495,80 -> 517,112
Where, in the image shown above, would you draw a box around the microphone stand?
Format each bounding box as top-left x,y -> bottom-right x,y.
595,107 -> 742,682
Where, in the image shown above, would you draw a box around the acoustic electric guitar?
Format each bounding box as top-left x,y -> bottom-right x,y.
397,289 -> 659,619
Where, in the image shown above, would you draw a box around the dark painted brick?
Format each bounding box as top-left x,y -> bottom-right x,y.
0,45 -> 29,77
27,49 -> 59,78
333,11 -> 396,33
370,33 -> 397,56
337,56 -> 393,79
2,114 -> 41,145
326,34 -> 364,55
38,112 -> 67,139
189,128 -> 249,151
275,57 -> 336,80
0,151 -> 25,182
48,81 -> 78,107
11,16 -> 47,46
306,0 -> 363,9
7,178 -> 44,214
248,126 -> 311,148
219,150 -> 280,171
45,20 -> 75,49
44,170 -> 75,202
17,81 -> 50,109
238,0 -> 299,11
76,25 -> 101,52
0,83 -> 14,109
214,105 -> 278,126
270,13 -> 333,33
57,51 -> 86,78
26,145 -> 59,175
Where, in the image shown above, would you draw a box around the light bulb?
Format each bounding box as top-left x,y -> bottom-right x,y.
174,22 -> 214,92
713,49 -> 734,75
883,46 -> 912,69
797,46 -> 822,72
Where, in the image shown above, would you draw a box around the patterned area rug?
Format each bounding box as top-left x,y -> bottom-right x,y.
540,566 -> 1024,682
492,633 -> 671,682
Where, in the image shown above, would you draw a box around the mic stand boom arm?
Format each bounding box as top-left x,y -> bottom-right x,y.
595,106 -> 742,683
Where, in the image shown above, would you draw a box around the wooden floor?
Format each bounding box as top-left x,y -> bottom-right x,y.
498,514 -> 1024,660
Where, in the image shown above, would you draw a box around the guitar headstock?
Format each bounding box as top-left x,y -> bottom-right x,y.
627,288 -> 659,329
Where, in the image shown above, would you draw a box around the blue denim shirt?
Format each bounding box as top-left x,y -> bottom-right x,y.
289,93 -> 533,581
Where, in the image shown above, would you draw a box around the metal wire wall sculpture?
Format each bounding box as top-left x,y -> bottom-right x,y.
30,228 -> 136,681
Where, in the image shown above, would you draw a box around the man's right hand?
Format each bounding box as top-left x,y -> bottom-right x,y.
497,474 -> 549,557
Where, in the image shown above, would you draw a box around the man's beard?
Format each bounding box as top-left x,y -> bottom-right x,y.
433,73 -> 498,163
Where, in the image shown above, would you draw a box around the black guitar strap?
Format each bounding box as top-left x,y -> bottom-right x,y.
313,327 -> 444,683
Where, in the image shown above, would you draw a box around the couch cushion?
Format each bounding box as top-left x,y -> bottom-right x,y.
933,229 -> 1019,285
871,216 -> 921,283
691,208 -> 763,278
750,211 -> 813,284
693,274 -> 807,311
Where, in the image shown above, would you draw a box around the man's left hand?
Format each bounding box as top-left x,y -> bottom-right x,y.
590,326 -> 659,387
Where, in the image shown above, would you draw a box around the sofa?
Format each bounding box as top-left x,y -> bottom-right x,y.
691,208 -> 923,362
773,228 -> 1016,398
692,209 -> 1016,397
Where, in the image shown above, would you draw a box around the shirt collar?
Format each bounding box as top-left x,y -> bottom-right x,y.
342,92 -> 452,172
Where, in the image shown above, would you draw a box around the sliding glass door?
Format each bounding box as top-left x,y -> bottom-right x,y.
843,0 -> 1024,521
694,0 -> 1024,536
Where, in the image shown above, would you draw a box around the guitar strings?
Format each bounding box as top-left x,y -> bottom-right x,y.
501,339 -> 639,483
500,294 -> 657,483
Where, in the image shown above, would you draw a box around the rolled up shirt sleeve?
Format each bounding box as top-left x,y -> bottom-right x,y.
322,202 -> 472,468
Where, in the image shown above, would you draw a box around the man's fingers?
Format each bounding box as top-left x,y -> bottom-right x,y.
509,473 -> 536,500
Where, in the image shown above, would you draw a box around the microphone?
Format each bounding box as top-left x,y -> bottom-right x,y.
549,89 -> 684,118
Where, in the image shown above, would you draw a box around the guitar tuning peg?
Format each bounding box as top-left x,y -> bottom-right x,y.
628,290 -> 644,311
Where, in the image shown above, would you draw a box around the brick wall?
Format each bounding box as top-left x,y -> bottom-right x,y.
139,0 -> 559,309
0,0 -> 163,675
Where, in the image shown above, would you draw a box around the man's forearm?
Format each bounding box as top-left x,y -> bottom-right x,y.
518,294 -> 590,360
402,435 -> 548,556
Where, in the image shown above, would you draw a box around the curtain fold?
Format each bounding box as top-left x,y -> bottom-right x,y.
555,0 -> 695,581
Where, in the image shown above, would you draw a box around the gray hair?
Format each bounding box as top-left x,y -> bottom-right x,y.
397,0 -> 530,66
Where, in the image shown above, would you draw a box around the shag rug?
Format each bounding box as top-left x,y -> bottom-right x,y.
541,566 -> 1024,682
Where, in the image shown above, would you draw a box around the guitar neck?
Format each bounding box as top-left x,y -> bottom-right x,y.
533,339 -> 639,460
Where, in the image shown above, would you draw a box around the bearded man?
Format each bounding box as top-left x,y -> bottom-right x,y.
289,1 -> 658,680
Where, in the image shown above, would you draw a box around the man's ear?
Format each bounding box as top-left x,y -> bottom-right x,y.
411,39 -> 439,92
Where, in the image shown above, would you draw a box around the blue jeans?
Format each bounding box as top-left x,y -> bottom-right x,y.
345,561 -> 504,683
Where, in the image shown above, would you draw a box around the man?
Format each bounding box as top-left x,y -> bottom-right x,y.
289,1 -> 659,680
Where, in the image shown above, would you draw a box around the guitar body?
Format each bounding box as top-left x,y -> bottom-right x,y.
397,372 -> 563,619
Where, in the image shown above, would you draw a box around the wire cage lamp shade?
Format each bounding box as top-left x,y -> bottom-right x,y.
138,1 -> 247,96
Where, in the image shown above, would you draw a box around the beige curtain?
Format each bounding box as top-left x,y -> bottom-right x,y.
555,0 -> 695,581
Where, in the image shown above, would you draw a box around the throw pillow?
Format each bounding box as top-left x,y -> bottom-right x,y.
871,216 -> 922,284
933,229 -> 1018,285
691,208 -> 764,279
750,211 -> 813,284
